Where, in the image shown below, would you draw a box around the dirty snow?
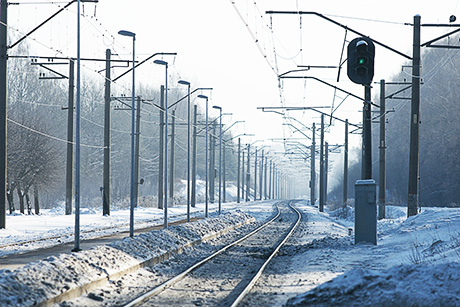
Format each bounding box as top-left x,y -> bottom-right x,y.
1,194 -> 460,306
0,209 -> 256,306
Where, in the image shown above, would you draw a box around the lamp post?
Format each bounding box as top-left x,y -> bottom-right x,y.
118,29 -> 136,237
213,105 -> 222,215
178,80 -> 191,222
154,59 -> 169,228
72,0 -> 82,251
198,95 -> 209,217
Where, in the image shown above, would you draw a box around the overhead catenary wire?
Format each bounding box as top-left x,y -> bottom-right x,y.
8,118 -> 105,149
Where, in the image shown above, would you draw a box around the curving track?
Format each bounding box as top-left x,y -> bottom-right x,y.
122,200 -> 301,307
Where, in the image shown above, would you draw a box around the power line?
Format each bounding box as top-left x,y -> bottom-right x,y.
8,118 -> 105,149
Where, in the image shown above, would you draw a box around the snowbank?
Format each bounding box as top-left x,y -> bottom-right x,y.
285,205 -> 460,306
286,262 -> 460,306
0,211 -> 255,307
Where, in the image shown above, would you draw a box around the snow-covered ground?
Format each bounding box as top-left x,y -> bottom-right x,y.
284,204 -> 460,306
2,196 -> 460,306
0,198 -> 273,257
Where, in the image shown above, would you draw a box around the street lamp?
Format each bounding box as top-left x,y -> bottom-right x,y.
198,95 -> 209,217
213,105 -> 222,215
154,59 -> 169,228
178,80 -> 191,222
118,29 -> 136,238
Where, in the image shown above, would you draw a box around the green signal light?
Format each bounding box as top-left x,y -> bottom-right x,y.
359,58 -> 365,64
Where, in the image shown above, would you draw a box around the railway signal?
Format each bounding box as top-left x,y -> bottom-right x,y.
347,37 -> 375,85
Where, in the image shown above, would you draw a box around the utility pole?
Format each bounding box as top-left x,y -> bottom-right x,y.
254,148 -> 257,201
311,123 -> 316,206
217,113 -> 222,214
102,49 -> 111,216
269,160 -> 272,199
241,150 -> 245,202
222,142 -> 226,203
259,150 -> 264,200
134,96 -> 141,207
264,154 -> 267,199
209,123 -> 216,203
169,109 -> 175,199
362,86 -> 372,180
158,86 -> 164,209
379,80 -> 386,219
246,145 -> 250,201
0,0 -> 7,228
191,104 -> 197,207
30,58 -> 76,216
408,15 -> 421,217
319,114 -> 325,212
237,138 -> 241,203
66,60 -> 75,215
325,142 -> 329,208
343,119 -> 349,208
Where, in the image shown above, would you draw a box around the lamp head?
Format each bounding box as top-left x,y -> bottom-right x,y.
154,59 -> 168,66
118,30 -> 135,37
212,106 -> 222,110
178,80 -> 190,86
198,95 -> 208,100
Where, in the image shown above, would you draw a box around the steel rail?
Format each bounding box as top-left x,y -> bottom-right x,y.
122,200 -> 301,307
230,200 -> 302,306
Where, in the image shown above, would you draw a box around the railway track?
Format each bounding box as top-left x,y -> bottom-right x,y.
121,200 -> 301,307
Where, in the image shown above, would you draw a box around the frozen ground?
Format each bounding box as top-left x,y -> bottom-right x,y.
284,204 -> 460,306
1,197 -> 460,306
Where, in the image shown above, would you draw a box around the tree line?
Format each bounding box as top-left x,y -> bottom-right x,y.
6,42 -> 239,214
330,39 -> 460,208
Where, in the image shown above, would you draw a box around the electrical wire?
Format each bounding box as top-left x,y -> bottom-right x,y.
8,118 -> 105,149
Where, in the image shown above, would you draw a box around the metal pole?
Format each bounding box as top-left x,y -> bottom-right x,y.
259,150 -> 264,200
379,80 -> 386,219
241,150 -> 245,201
237,138 -> 241,203
343,119 -> 349,208
408,15 -> 421,217
325,142 -> 329,207
311,123 -> 316,206
186,84 -> 191,221
319,114 -> 325,212
205,99 -> 208,217
66,59 -> 75,215
218,110 -> 222,214
269,160 -> 272,199
264,155 -> 267,199
73,0 -> 82,251
246,145 -> 250,201
163,64 -> 169,228
0,0 -> 7,229
134,96 -> 141,208
223,141 -> 226,203
169,110 -> 175,199
362,85 -> 372,180
191,104 -> 197,208
254,148 -> 257,201
129,35 -> 136,237
158,86 -> 164,209
209,123 -> 216,204
103,50 -> 111,216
